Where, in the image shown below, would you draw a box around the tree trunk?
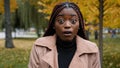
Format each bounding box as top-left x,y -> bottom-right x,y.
98,0 -> 104,67
94,30 -> 98,40
4,0 -> 14,48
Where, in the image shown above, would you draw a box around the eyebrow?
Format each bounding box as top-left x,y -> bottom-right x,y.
57,14 -> 77,17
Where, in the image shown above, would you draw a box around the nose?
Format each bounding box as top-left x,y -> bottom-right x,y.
64,20 -> 71,29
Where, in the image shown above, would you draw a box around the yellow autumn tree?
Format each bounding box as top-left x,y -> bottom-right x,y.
30,0 -> 120,29
37,0 -> 67,19
0,0 -> 4,13
103,0 -> 120,28
0,0 -> 18,14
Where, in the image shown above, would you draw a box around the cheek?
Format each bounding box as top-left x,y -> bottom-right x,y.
54,23 -> 62,33
73,23 -> 79,34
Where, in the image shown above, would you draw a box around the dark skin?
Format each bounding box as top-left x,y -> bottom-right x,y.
55,8 -> 79,42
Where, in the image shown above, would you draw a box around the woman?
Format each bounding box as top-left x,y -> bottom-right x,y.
28,2 -> 101,68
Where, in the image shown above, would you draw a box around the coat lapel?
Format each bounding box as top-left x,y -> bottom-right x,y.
69,36 -> 98,68
41,46 -> 58,68
35,35 -> 58,68
35,35 -> 98,68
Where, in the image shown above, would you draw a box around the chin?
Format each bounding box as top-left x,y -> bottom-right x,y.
63,38 -> 74,42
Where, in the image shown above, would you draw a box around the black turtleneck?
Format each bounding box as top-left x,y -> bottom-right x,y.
56,36 -> 77,68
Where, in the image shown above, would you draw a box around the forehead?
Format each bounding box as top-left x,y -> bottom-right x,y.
57,8 -> 78,16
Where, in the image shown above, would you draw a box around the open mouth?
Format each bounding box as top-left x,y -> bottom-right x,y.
63,31 -> 72,36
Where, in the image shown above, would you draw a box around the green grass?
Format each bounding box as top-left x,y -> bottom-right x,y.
0,48 -> 30,68
90,35 -> 120,68
103,37 -> 120,68
0,36 -> 120,68
0,39 -> 35,68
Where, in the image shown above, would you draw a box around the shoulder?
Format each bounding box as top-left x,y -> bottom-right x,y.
83,38 -> 97,48
77,36 -> 99,53
31,36 -> 55,55
35,35 -> 55,45
33,35 -> 56,50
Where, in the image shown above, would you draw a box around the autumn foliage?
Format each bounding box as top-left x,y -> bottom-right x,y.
0,0 -> 120,28
0,0 -> 17,13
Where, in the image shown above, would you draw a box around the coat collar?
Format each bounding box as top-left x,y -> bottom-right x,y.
34,34 -> 98,68
34,35 -> 56,50
34,34 -> 98,55
34,35 -> 57,68
76,35 -> 98,56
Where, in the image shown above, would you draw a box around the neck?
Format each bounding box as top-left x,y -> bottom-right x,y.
56,36 -> 76,49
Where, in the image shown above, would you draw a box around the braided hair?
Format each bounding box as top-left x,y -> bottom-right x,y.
43,2 -> 87,40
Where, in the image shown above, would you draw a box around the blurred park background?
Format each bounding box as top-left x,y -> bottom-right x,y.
0,0 -> 120,68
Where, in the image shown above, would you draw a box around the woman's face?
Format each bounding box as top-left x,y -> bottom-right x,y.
55,8 -> 79,41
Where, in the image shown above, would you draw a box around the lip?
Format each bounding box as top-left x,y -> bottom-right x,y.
63,31 -> 72,36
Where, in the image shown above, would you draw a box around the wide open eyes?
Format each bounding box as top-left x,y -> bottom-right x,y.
70,18 -> 78,24
57,18 -> 65,24
56,18 -> 78,24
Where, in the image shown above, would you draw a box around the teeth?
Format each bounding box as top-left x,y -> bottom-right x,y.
64,31 -> 72,34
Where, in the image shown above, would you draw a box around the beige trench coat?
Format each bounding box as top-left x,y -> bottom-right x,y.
28,35 -> 101,68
